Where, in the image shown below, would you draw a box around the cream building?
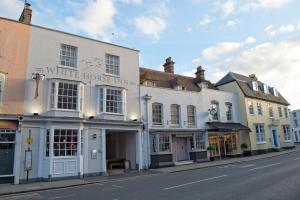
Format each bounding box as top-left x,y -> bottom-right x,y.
216,72 -> 294,154
290,109 -> 300,143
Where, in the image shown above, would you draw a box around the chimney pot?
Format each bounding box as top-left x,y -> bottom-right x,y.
195,66 -> 205,82
163,57 -> 175,74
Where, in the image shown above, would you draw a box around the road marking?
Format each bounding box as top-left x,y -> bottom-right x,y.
294,158 -> 300,161
248,163 -> 281,171
239,164 -> 255,168
163,175 -> 228,190
0,193 -> 42,200
48,195 -> 75,200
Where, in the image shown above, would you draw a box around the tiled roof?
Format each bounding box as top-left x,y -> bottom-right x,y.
140,67 -> 217,92
215,72 -> 290,105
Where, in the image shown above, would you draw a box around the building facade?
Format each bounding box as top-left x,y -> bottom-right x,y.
0,5 -> 144,184
140,58 -> 250,168
216,73 -> 294,154
290,109 -> 300,143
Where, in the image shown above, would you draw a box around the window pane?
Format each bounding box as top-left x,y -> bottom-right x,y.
105,54 -> 120,76
60,44 -> 77,68
57,82 -> 78,110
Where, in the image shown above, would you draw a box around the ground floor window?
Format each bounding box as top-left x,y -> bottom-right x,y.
53,129 -> 78,156
195,132 -> 206,150
151,134 -> 171,153
283,125 -> 291,141
0,129 -> 16,176
255,124 -> 265,143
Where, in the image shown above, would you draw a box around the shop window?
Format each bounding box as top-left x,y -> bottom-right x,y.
195,132 -> 206,150
159,135 -> 170,152
152,103 -> 163,125
53,129 -> 78,156
283,125 -> 291,141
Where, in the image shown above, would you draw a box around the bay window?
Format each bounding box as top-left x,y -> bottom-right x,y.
48,80 -> 83,111
98,86 -> 124,114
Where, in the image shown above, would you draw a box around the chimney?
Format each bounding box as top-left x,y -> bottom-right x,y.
249,74 -> 258,81
195,66 -> 205,82
19,2 -> 32,24
163,57 -> 175,74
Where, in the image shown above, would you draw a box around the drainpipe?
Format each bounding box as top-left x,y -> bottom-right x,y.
143,94 -> 152,168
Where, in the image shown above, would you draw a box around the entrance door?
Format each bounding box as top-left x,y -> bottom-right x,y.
177,138 -> 188,161
272,129 -> 279,148
0,143 -> 14,176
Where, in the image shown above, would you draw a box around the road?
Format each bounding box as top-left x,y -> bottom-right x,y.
1,151 -> 300,200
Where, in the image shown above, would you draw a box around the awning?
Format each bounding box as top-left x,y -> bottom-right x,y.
207,122 -> 250,132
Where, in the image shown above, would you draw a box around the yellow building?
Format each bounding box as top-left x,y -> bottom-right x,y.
216,72 -> 294,154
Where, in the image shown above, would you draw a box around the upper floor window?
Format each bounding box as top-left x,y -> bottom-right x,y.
263,84 -> 269,94
255,124 -> 265,143
0,74 -> 5,105
170,104 -> 180,125
225,102 -> 233,121
105,54 -> 120,76
248,101 -> 255,115
293,112 -> 297,118
152,103 -> 163,125
252,81 -> 258,91
284,108 -> 289,118
283,125 -> 291,141
294,119 -> 299,127
278,107 -> 283,118
211,100 -> 219,121
98,87 -> 124,114
49,80 -> 83,111
60,44 -> 77,68
269,104 -> 274,118
187,105 -> 196,127
257,102 -> 263,115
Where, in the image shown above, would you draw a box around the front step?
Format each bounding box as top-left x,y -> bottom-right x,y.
174,160 -> 194,166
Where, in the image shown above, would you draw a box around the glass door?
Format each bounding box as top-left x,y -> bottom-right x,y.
0,130 -> 16,179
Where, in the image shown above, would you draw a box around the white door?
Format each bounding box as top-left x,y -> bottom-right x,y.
177,138 -> 188,161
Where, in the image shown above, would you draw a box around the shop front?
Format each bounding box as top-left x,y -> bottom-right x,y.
207,122 -> 250,158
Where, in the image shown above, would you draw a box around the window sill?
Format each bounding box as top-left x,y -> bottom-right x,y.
48,109 -> 80,113
256,141 -> 267,145
52,156 -> 78,159
104,73 -> 120,78
57,65 -> 77,71
98,112 -> 124,116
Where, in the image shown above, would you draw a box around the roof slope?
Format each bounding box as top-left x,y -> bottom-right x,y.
140,67 -> 217,92
215,72 -> 289,105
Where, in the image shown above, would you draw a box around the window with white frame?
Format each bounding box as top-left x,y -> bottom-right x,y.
159,135 -> 170,152
195,132 -> 206,150
255,124 -> 265,143
257,102 -> 263,115
283,125 -> 291,141
152,103 -> 163,125
98,87 -> 124,114
60,44 -> 77,68
211,100 -> 219,121
252,81 -> 258,91
248,101 -> 255,115
49,81 -> 82,111
278,107 -> 283,118
269,104 -> 274,118
284,108 -> 289,118
105,54 -> 120,76
53,129 -> 78,156
187,105 -> 196,126
45,129 -> 50,157
0,74 -> 5,104
225,102 -> 233,121
170,104 -> 180,125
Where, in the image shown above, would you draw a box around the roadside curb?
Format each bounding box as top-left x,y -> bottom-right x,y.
156,148 -> 300,173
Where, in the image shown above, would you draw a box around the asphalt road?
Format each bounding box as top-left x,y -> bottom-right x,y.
2,151 -> 300,200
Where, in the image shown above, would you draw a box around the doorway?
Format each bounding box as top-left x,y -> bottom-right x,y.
271,129 -> 279,148
176,138 -> 188,161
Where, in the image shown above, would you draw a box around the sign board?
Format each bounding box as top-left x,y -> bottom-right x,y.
24,150 -> 32,171
26,137 -> 33,144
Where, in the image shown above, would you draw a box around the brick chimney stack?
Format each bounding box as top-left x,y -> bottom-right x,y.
19,2 -> 32,24
163,57 -> 175,74
249,74 -> 258,81
195,66 -> 205,82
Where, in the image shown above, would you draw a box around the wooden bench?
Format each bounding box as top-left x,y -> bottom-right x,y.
107,159 -> 126,170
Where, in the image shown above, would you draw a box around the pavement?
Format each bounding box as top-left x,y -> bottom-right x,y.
0,145 -> 299,198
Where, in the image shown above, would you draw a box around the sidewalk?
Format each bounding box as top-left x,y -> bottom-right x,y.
151,146 -> 300,173
0,146 -> 299,196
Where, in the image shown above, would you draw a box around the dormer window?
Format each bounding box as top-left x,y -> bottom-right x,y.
263,84 -> 269,94
251,81 -> 258,91
270,87 -> 278,96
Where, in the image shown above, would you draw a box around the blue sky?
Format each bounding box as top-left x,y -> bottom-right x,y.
1,0 -> 300,109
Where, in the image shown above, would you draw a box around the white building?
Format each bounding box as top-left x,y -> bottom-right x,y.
291,109 -> 300,143
140,58 -> 250,168
14,23 -> 144,183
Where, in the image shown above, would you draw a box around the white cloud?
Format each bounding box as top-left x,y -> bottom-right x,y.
202,38 -> 300,110
202,42 -> 241,61
119,0 -> 143,4
226,18 -> 239,27
222,0 -> 235,16
0,0 -> 23,20
244,36 -> 256,44
243,0 -> 290,9
279,24 -> 295,32
134,16 -> 166,40
187,27 -> 192,33
264,25 -> 273,32
265,23 -> 295,37
65,0 -> 117,42
198,15 -> 213,26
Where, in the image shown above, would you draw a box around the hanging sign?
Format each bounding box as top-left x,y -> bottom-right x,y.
24,150 -> 32,171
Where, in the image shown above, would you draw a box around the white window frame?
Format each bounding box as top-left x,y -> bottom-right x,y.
284,108 -> 289,118
48,80 -> 83,112
268,104 -> 274,118
283,125 -> 291,142
194,132 -> 206,150
225,102 -> 233,121
278,107 -> 283,118
105,54 -> 120,76
97,86 -> 125,115
53,129 -> 78,157
255,124 -> 266,144
187,105 -> 196,127
257,102 -> 263,115
59,44 -> 77,68
151,134 -> 172,154
0,73 -> 5,105
170,104 -> 180,126
152,103 -> 163,125
248,100 -> 255,115
263,84 -> 269,94
252,81 -> 258,91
